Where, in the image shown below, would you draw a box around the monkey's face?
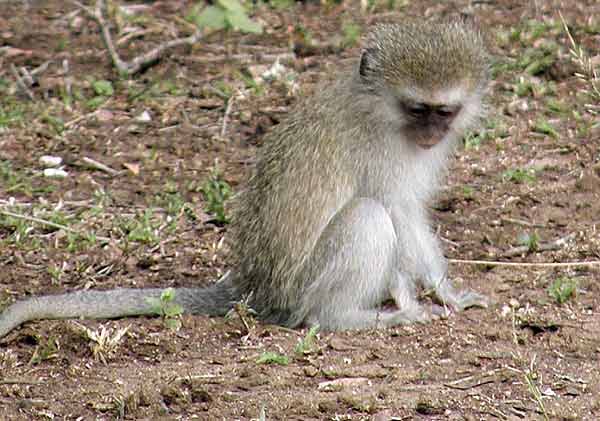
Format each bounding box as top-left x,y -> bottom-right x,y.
399,101 -> 462,149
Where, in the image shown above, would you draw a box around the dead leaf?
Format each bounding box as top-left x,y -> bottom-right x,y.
123,162 -> 140,175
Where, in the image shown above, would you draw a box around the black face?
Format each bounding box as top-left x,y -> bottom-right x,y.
400,101 -> 462,149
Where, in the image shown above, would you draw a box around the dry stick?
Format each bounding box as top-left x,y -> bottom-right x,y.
183,52 -> 296,64
0,379 -> 44,385
0,210 -> 112,243
19,66 -> 35,86
116,28 -> 161,46
451,233 -> 600,267
71,0 -> 202,76
221,94 -> 236,138
82,156 -> 120,176
64,100 -> 111,129
449,258 -> 600,268
503,233 -> 576,258
30,60 -> 52,77
9,64 -> 34,100
500,216 -> 545,229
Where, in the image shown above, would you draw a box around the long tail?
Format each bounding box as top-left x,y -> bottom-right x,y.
0,274 -> 237,338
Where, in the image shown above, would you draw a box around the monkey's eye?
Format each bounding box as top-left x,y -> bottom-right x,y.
435,106 -> 461,118
404,102 -> 430,118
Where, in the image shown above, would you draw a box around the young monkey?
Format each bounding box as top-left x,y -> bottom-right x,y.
0,20 -> 490,337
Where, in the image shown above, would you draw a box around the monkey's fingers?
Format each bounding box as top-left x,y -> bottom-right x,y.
431,303 -> 451,319
383,305 -> 434,326
447,290 -> 489,312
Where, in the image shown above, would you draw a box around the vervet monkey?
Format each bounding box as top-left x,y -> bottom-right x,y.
0,20 -> 490,337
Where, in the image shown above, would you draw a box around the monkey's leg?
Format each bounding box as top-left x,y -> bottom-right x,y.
298,198 -> 431,331
394,212 -> 488,312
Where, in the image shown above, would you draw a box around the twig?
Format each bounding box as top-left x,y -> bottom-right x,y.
64,99 -> 111,128
30,60 -> 52,77
0,210 -> 112,243
183,52 -> 296,65
445,368 -> 515,390
449,258 -> 600,268
221,94 -> 236,138
10,64 -> 34,100
82,157 -> 120,176
116,28 -> 160,46
500,217 -> 545,229
19,66 -> 34,86
0,379 -> 44,385
503,233 -> 576,257
71,0 -> 202,76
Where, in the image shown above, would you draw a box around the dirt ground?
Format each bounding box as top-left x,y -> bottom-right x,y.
0,0 -> 599,419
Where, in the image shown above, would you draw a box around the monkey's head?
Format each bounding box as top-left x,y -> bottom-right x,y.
358,21 -> 489,149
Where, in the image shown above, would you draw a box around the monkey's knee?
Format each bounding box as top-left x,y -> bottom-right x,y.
334,197 -> 396,247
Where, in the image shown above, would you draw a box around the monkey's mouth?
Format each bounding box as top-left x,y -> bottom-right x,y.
408,124 -> 448,149
415,136 -> 444,149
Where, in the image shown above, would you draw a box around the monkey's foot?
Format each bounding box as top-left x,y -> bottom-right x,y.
380,305 -> 434,327
443,290 -> 489,312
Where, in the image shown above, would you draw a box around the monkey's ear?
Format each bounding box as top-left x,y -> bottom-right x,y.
359,48 -> 376,79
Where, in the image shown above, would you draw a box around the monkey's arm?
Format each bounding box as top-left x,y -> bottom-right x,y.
391,209 -> 488,312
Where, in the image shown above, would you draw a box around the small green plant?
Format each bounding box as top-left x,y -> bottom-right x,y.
502,167 -> 536,184
515,79 -> 534,97
0,101 -> 26,129
239,71 -> 265,96
545,98 -> 568,115
122,209 -> 160,244
56,37 -> 69,52
92,79 -> 114,96
517,231 -> 539,252
548,277 -> 577,304
294,325 -> 319,356
48,262 -> 69,285
461,186 -> 475,200
464,120 -> 508,150
146,288 -> 184,330
86,79 -> 114,109
269,0 -> 293,10
523,367 -> 549,421
41,113 -> 65,135
0,210 -> 35,246
0,160 -> 33,195
30,337 -> 59,365
532,119 -> 558,138
155,183 -> 191,217
518,43 -> 558,76
65,232 -> 97,252
189,0 -> 263,34
201,165 -> 232,224
464,131 -> 484,149
256,351 -> 289,365
341,22 -> 361,48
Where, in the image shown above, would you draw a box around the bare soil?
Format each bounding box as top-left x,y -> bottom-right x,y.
0,0 -> 599,419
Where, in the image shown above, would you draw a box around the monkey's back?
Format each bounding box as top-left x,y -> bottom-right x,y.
230,77 -> 373,325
